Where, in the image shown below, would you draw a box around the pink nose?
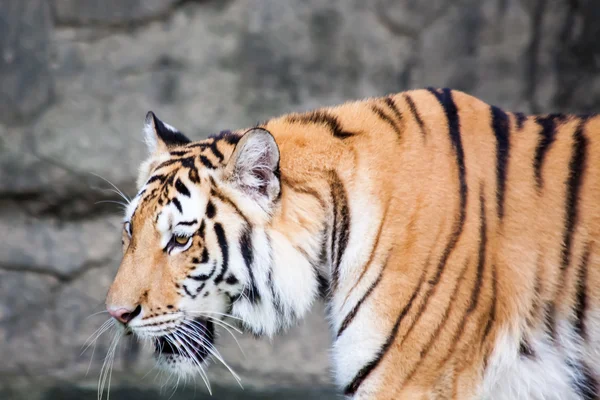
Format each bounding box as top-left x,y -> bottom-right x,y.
108,305 -> 141,324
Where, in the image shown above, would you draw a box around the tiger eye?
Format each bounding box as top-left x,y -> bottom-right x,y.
175,235 -> 189,245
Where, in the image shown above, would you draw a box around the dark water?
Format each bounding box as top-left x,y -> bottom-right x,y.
29,385 -> 339,400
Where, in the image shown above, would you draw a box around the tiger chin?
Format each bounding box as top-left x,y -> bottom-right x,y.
106,89 -> 600,399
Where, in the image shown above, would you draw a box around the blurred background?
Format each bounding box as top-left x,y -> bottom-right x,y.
1,0 -> 600,399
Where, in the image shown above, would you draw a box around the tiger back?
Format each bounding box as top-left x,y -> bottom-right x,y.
105,88 -> 600,399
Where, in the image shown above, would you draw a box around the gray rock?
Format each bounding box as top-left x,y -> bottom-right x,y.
0,213 -> 121,278
0,0 -> 54,124
52,0 -> 179,26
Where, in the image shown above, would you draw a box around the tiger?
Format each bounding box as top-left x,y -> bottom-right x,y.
105,88 -> 600,399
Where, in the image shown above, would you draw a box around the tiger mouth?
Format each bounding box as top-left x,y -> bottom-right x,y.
154,318 -> 215,363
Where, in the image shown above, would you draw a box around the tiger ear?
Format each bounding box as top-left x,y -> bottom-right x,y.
143,111 -> 190,155
137,112 -> 191,188
224,128 -> 281,206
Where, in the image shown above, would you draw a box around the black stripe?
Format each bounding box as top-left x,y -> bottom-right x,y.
265,234 -> 288,321
188,168 -> 200,184
574,362 -> 599,400
330,171 -> 351,292
198,155 -> 215,169
514,112 -> 527,130
403,94 -> 426,138
533,114 -> 566,189
146,174 -> 167,185
483,263 -> 497,341
373,88 -> 468,381
282,176 -> 327,209
371,105 -> 402,139
213,223 -> 229,284
560,121 -> 588,271
156,156 -> 195,171
175,179 -> 190,197
171,197 -> 182,213
240,226 -> 260,303
337,264 -> 384,338
409,188 -> 487,380
206,200 -> 216,219
210,186 -> 250,224
208,130 -> 241,145
317,228 -> 330,299
196,282 -> 206,294
179,156 -> 196,170
385,97 -> 403,122
209,140 -> 225,161
519,338 -> 535,359
490,105 -> 510,219
420,89 -> 467,302
199,248 -> 209,263
170,150 -> 189,157
413,257 -> 470,366
545,302 -> 557,340
197,220 -> 206,239
287,111 -> 355,139
176,219 -> 197,226
190,260 -> 216,281
182,284 -> 197,299
186,142 -> 210,149
344,279 -> 420,396
574,244 -> 591,339
317,273 -> 329,299
393,89 -> 468,351
469,188 -> 487,314
225,274 -> 239,285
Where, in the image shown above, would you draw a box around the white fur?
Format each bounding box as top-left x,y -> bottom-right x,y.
229,227 -> 319,337
480,325 -> 584,400
330,188 -> 384,330
143,120 -> 159,155
142,114 -> 180,155
332,294 -> 389,389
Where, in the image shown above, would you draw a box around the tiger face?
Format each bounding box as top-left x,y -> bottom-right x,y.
105,111 -> 286,376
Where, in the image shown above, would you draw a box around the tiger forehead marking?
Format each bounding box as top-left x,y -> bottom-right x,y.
105,91 -> 600,399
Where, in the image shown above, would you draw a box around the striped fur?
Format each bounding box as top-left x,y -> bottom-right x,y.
106,89 -> 600,399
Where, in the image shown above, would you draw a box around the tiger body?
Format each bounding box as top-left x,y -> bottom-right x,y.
106,88 -> 600,399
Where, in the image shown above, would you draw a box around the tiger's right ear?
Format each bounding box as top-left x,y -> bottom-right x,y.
224,128 -> 280,210
143,111 -> 190,155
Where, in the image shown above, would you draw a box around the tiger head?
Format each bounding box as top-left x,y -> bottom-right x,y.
105,112 -> 320,377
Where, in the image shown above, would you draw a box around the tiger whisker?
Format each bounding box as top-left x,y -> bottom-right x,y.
176,327 -> 242,388
183,310 -> 244,322
183,317 -> 245,357
98,328 -> 121,400
178,323 -> 242,386
82,319 -> 115,355
169,332 -> 212,394
83,319 -> 115,377
90,172 -> 131,204
85,310 -> 110,320
182,311 -> 243,334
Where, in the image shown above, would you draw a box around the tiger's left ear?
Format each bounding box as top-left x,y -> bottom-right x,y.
224,128 -> 281,208
137,111 -> 191,188
143,111 -> 190,155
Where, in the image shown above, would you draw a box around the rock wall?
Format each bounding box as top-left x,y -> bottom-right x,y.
2,0 -> 600,399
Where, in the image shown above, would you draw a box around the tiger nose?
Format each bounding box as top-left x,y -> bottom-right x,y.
107,305 -> 142,324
